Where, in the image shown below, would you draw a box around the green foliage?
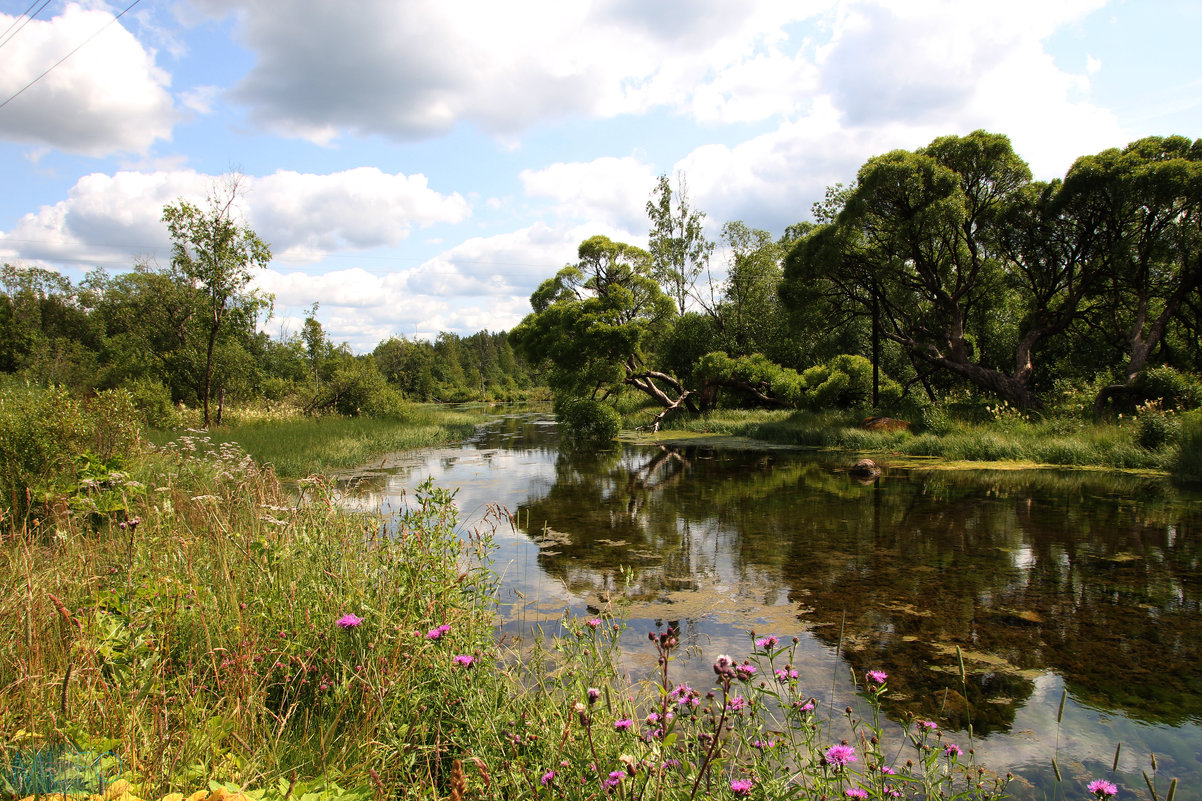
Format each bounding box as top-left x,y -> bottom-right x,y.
1136,407 -> 1179,451
1172,410 -> 1202,482
123,378 -> 179,429
307,357 -> 403,417
0,385 -> 141,520
556,398 -> 621,445
1134,366 -> 1202,411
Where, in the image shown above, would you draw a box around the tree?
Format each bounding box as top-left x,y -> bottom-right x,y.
510,235 -> 690,428
1060,136 -> 1202,415
301,302 -> 327,389
784,131 -> 1051,408
646,173 -> 714,315
162,179 -> 272,426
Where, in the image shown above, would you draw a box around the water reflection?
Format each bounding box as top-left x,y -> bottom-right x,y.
342,412 -> 1202,796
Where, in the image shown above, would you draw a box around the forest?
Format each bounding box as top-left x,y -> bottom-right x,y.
2,131 -> 1201,440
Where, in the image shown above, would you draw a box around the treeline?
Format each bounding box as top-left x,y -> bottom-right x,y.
511,131 -> 1202,432
0,264 -> 536,429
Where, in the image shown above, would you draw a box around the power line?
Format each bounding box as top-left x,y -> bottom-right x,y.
0,0 -> 53,52
0,0 -> 143,112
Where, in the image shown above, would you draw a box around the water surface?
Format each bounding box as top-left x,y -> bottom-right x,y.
342,412 -> 1202,799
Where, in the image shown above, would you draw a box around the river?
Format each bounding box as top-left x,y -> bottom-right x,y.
340,411 -> 1202,799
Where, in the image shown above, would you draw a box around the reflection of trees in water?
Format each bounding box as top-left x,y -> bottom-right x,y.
518,445 -> 1202,731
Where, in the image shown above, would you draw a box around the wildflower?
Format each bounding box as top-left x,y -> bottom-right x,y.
614,718 -> 633,731
917,719 -> 938,731
586,618 -> 602,629
453,654 -> 475,667
774,667 -> 799,682
943,743 -> 963,758
845,789 -> 869,799
751,739 -> 776,750
881,766 -> 898,775
866,670 -> 887,685
713,654 -> 737,677
1087,779 -> 1119,798
736,663 -> 757,681
540,770 -> 556,786
426,623 -> 451,640
754,635 -> 779,649
604,770 -> 625,790
336,613 -> 364,629
727,695 -> 749,712
731,778 -> 754,797
825,743 -> 858,768
588,687 -> 601,703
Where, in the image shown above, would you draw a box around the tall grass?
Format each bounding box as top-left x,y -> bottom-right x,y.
147,405 -> 485,477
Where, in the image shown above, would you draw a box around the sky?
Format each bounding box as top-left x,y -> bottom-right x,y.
1,0 -> 1200,352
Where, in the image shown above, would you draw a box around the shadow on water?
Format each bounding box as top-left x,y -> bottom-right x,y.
342,411 -> 1202,797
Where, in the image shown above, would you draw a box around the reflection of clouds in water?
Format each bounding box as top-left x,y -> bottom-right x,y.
337,413 -> 1202,799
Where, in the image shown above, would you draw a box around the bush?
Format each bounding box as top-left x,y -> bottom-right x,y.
122,377 -> 178,429
1136,405 -> 1180,451
0,386 -> 89,516
1135,366 -> 1202,411
557,397 -> 621,444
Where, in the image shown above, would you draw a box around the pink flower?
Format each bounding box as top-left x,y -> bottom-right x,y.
943,743 -> 963,758
866,670 -> 887,685
426,623 -> 451,640
754,635 -> 779,649
540,770 -> 556,786
453,654 -> 475,667
587,687 -> 600,703
825,743 -> 858,768
731,778 -> 753,797
586,618 -> 602,629
335,613 -> 363,629
1087,779 -> 1118,798
845,789 -> 868,799
735,663 -> 757,680
613,718 -> 633,731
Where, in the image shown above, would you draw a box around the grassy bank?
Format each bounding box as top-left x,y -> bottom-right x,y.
146,404 -> 487,478
641,407 -> 1202,479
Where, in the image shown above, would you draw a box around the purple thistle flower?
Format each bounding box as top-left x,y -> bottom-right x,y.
613,718 -> 633,731
540,770 -> 556,786
586,618 -> 602,629
731,778 -> 754,797
825,743 -> 858,768
751,739 -> 776,749
727,695 -> 749,712
918,719 -> 938,731
453,654 -> 475,667
845,789 -> 869,800
1087,779 -> 1118,798
754,634 -> 779,649
587,687 -> 601,703
866,669 -> 887,685
426,623 -> 451,640
944,743 -> 963,758
735,663 -> 757,680
335,613 -> 364,629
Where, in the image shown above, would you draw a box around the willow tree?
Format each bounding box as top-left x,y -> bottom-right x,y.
510,235 -> 693,428
163,180 -> 272,426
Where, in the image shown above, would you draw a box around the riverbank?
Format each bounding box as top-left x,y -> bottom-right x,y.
629,407 -> 1202,481
2,394 -> 1181,800
145,403 -> 488,478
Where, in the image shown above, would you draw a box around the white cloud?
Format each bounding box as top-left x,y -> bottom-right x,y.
185,0 -> 832,141
521,157 -> 657,230
0,167 -> 470,268
251,221 -> 636,351
0,3 -> 176,155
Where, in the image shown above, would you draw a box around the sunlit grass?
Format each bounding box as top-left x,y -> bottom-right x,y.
147,404 -> 486,477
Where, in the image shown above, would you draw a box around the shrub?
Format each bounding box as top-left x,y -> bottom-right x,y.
557,397 -> 621,444
1135,404 -> 1180,451
1135,366 -> 1202,411
122,377 -> 178,429
0,385 -> 89,516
